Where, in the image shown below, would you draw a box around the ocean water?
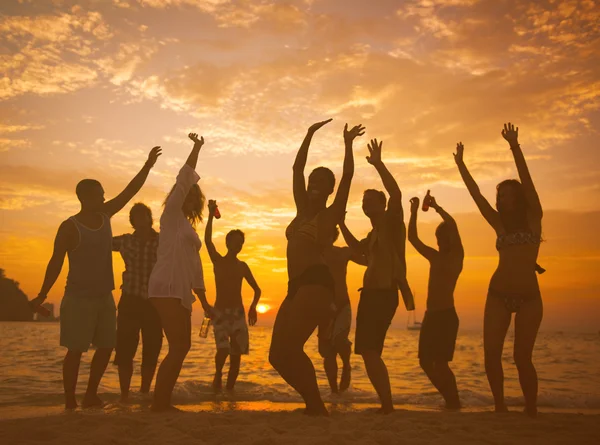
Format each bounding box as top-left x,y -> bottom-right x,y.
1,322 -> 599,411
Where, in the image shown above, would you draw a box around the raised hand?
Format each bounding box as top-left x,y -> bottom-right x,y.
308,118 -> 333,134
188,132 -> 205,146
366,138 -> 383,166
501,122 -> 519,146
208,199 -> 218,216
145,146 -> 162,168
344,123 -> 366,144
428,195 -> 439,210
453,142 -> 464,164
410,197 -> 420,214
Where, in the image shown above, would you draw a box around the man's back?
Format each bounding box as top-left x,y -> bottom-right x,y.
213,255 -> 246,310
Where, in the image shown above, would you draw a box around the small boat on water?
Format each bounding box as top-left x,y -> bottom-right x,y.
407,292 -> 422,331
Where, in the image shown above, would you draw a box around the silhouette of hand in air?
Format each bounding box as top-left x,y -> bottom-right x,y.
409,197 -> 420,214
344,123 -> 366,144
208,199 -> 218,216
453,142 -> 464,164
188,133 -> 205,147
428,195 -> 439,210
308,119 -> 333,134
366,138 -> 383,166
501,122 -> 519,146
146,146 -> 162,168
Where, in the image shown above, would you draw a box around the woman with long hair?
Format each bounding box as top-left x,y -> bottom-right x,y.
148,133 -> 213,412
454,123 -> 544,417
269,119 -> 364,416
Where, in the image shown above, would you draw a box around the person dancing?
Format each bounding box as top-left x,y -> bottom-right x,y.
269,119 -> 365,416
454,123 -> 544,417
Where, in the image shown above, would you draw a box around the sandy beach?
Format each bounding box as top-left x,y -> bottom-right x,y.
1,403 -> 599,445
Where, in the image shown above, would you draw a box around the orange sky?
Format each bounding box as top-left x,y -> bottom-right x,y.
1,0 -> 599,331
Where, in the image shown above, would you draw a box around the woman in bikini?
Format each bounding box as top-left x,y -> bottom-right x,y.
454,123 -> 544,417
269,119 -> 365,416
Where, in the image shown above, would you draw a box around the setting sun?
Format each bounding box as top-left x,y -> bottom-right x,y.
256,304 -> 271,314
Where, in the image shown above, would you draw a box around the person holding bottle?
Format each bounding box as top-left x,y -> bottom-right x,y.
147,133 -> 212,412
204,199 -> 262,391
408,193 -> 463,410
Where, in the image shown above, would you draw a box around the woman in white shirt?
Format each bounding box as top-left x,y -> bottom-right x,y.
148,133 -> 213,412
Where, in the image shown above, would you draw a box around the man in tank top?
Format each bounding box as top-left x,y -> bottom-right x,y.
30,147 -> 162,409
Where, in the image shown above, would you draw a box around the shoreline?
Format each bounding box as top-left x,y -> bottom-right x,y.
1,403 -> 598,445
2,400 -> 600,421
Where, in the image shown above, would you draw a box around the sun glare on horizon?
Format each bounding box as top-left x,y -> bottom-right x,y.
256,304 -> 271,314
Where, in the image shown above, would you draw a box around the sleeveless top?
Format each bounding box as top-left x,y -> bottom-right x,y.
64,213 -> 115,298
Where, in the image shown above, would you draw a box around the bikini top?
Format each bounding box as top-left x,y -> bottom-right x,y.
496,231 -> 545,274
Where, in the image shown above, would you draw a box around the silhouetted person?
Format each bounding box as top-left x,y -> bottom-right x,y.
148,133 -> 212,412
204,199 -> 262,391
408,194 -> 463,410
454,123 -> 544,417
269,119 -> 364,416
30,146 -> 162,409
339,138 -> 414,414
112,203 -> 162,402
320,225 -> 367,394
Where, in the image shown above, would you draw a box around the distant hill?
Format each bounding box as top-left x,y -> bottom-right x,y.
0,268 -> 33,321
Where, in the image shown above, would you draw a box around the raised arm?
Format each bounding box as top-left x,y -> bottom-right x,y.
429,196 -> 464,255
103,146 -> 162,217
454,142 -> 501,231
164,134 -> 204,216
30,221 -> 73,309
243,263 -> 262,326
501,123 -> 543,218
293,119 -> 332,215
324,123 -> 365,224
204,200 -> 222,263
339,219 -> 365,254
408,197 -> 438,261
367,139 -> 403,217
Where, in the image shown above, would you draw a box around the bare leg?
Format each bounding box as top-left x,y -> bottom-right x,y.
514,298 -> 543,418
420,359 -> 444,393
151,299 -> 191,412
226,354 -> 241,390
435,361 -> 461,409
269,286 -> 331,416
484,296 -> 512,412
118,361 -> 134,401
339,348 -> 352,392
140,315 -> 162,394
213,349 -> 229,391
362,350 -> 394,414
81,347 -> 112,407
63,350 -> 82,409
324,354 -> 339,394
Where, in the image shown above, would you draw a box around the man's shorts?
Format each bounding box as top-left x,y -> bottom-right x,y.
354,288 -> 398,356
418,307 -> 459,362
114,293 -> 163,366
60,293 -> 116,352
318,303 -> 352,358
213,307 -> 249,355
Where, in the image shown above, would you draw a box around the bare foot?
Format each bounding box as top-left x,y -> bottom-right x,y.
494,404 -> 509,413
339,367 -> 351,392
304,405 -> 329,417
444,401 -> 462,411
65,397 -> 78,410
82,394 -> 105,408
525,406 -> 538,418
212,373 -> 223,392
376,405 -> 395,415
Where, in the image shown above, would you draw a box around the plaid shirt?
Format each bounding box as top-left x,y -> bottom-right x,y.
112,230 -> 159,298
